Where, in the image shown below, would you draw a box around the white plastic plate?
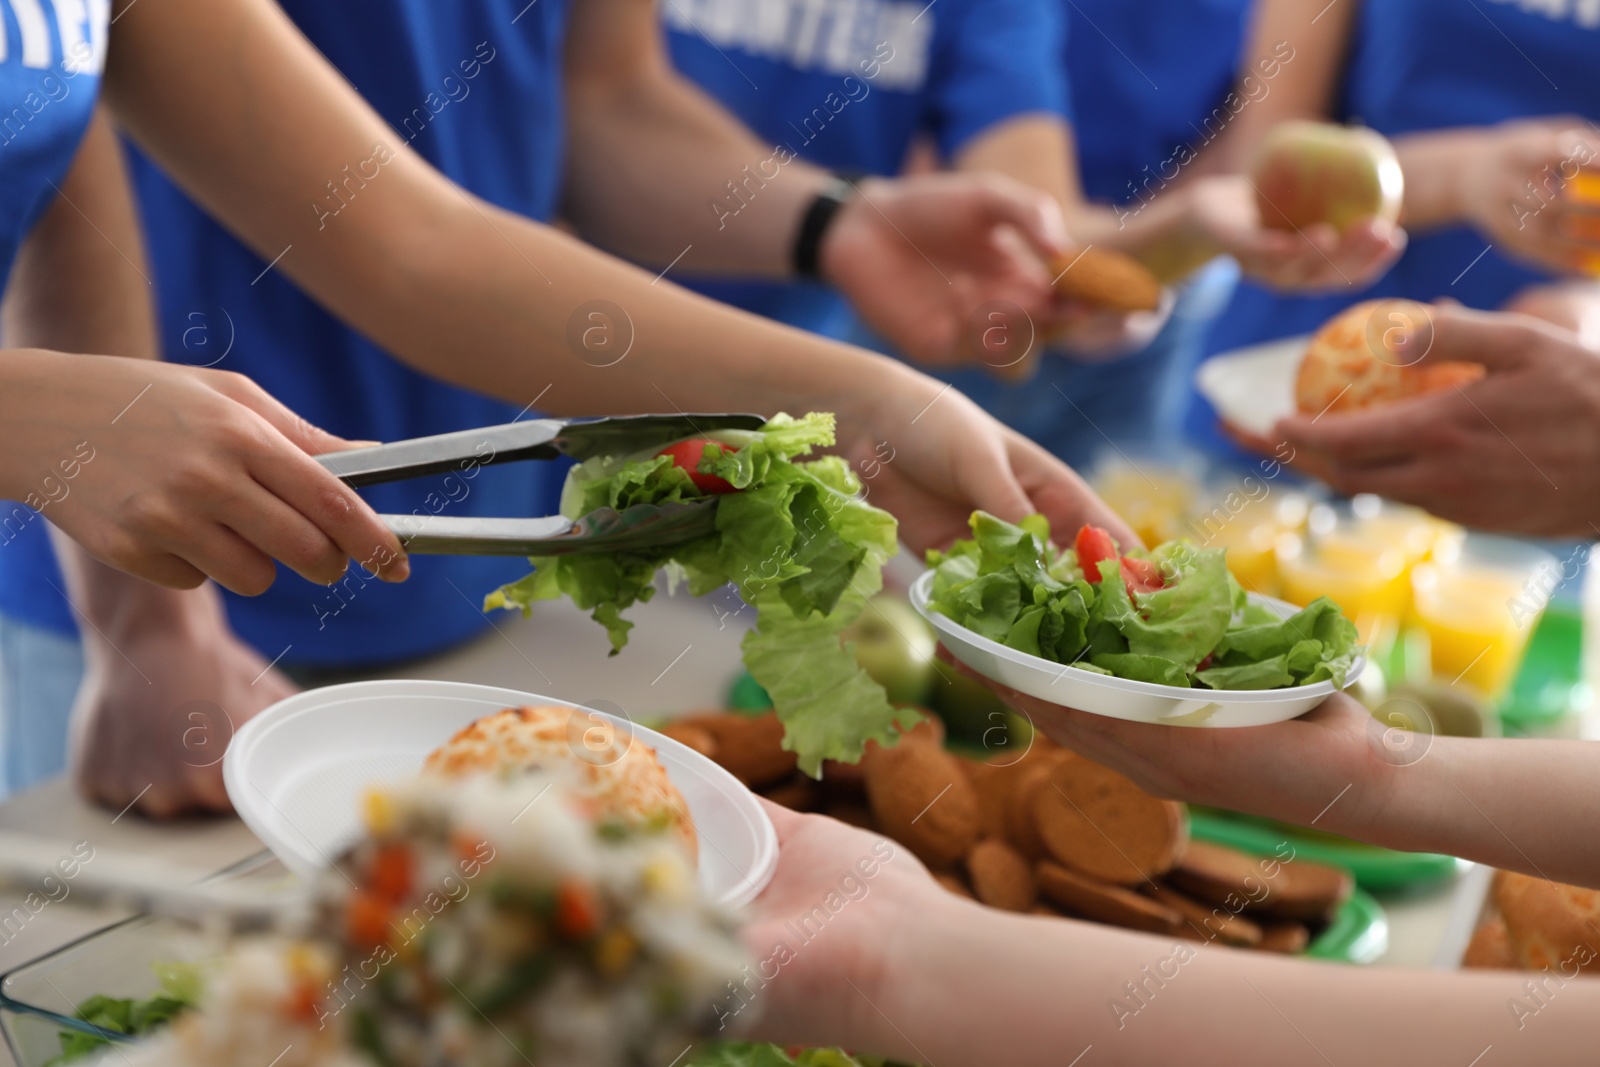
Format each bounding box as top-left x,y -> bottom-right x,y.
224,679 -> 777,907
911,571 -> 1362,727
1193,334 -> 1310,438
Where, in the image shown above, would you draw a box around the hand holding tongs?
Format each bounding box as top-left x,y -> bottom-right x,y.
315,414 -> 764,557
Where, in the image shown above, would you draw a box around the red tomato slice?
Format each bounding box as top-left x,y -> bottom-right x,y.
1074,525 -> 1119,581
1120,556 -> 1166,594
656,438 -> 738,495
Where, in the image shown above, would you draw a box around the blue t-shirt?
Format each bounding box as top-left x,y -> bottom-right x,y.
1060,0 -> 1252,204
0,0 -> 105,291
662,0 -> 1070,338
0,0 -> 105,571
946,0 -> 1252,467
1195,0 -> 1600,446
0,0 -> 572,666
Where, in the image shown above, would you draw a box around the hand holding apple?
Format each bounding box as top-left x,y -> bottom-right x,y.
1249,121 -> 1404,235
1180,174 -> 1405,293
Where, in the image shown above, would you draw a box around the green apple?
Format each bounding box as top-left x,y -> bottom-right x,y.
928,657 -> 1013,742
1250,121 -> 1403,234
843,594 -> 937,707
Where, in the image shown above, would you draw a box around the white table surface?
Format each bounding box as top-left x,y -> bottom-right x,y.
0,583 -> 1488,1066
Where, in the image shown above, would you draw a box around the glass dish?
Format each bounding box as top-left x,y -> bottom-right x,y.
0,852 -> 292,1067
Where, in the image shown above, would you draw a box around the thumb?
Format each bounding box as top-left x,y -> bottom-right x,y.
1416,302 -> 1546,374
973,175 -> 1070,260
213,373 -> 364,456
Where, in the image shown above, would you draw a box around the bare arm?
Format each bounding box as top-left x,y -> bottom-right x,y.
1,109 -> 157,359
1217,0 -> 1357,169
561,0 -> 830,275
748,804 -> 1596,1067
101,0 -> 1130,556
104,0 -> 856,418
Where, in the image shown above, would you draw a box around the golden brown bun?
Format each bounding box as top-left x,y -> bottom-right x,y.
424,705 -> 697,860
1495,871 -> 1600,974
761,773 -> 821,813
1257,921 -> 1312,955
1295,299 -> 1485,416
1051,248 -> 1163,313
1462,917 -> 1518,971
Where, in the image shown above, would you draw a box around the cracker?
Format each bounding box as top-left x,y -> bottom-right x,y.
1036,861 -> 1182,935
680,712 -> 797,789
967,838 -> 1038,913
1031,758 -> 1187,885
1145,883 -> 1263,948
865,740 -> 981,868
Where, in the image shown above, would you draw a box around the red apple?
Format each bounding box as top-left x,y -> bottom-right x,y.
1250,121 -> 1404,234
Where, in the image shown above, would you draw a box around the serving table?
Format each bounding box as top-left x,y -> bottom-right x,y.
0,585 -> 1492,1066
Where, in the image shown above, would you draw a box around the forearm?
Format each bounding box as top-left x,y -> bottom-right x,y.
0,107 -> 212,637
1,110 -> 155,359
1393,128 -> 1486,230
1369,736 -> 1600,889
852,895 -> 1594,1066
561,0 -> 829,275
105,0 -> 909,425
564,66 -> 830,275
1503,281 -> 1600,349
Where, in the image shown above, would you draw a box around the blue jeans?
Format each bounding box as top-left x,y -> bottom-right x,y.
0,614 -> 83,799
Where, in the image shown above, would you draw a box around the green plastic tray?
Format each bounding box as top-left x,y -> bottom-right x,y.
1306,887 -> 1387,963
1191,809 -> 1465,891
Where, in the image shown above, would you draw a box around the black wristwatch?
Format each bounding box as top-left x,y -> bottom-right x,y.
793,173 -> 865,279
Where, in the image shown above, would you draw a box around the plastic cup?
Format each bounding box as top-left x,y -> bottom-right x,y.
1410,534 -> 1557,701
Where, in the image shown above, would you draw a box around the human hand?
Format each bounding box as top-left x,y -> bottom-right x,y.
819,173 -> 1072,369
1500,281 -> 1600,351
66,567 -> 296,817
738,800 -> 948,1050
1273,304 -> 1600,536
1187,175 -> 1405,292
1043,289 -> 1173,365
836,366 -> 1140,553
1459,119 -> 1599,276
986,685 -> 1389,838
3,350 -> 407,595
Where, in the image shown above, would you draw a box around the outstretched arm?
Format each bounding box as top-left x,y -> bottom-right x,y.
746,803 -> 1598,1066
993,688 -> 1600,890
561,0 -> 1073,364
101,0 -> 1133,552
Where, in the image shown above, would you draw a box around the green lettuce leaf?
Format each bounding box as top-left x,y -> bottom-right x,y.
683,1042 -> 902,1067
926,512 -> 1362,692
486,413 -> 906,775
1092,545 -> 1233,672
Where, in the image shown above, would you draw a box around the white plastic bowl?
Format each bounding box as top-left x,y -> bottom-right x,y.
910,571 -> 1362,727
224,679 -> 777,907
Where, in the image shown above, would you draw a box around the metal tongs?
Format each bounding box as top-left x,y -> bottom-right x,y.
0,832 -> 311,936
315,413 -> 765,556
